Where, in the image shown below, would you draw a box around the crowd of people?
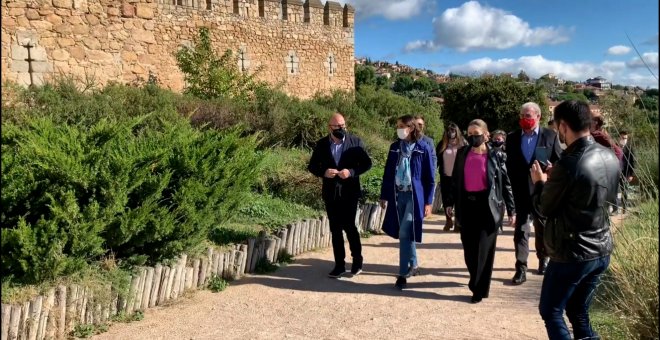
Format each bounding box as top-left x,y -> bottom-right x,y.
307,100 -> 635,340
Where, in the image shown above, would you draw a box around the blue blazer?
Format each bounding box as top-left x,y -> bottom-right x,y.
379,138 -> 435,243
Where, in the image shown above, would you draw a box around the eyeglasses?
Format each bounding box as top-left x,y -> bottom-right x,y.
329,124 -> 345,129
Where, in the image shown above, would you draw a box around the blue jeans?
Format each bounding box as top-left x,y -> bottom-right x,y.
397,191 -> 417,277
539,256 -> 610,340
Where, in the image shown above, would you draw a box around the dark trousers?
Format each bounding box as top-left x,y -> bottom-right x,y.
325,197 -> 362,268
539,256 -> 610,340
459,191 -> 497,298
514,210 -> 547,271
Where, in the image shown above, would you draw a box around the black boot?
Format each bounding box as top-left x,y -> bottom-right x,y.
537,258 -> 549,275
512,268 -> 527,285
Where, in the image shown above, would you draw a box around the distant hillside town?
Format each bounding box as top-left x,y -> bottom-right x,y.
355,57 -> 651,115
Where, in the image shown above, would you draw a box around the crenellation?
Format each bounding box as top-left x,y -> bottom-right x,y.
323,1 -> 341,27
303,0 -> 323,24
282,0 -> 303,23
2,0 -> 355,98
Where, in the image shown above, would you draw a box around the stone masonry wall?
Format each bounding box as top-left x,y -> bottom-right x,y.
1,0 -> 355,99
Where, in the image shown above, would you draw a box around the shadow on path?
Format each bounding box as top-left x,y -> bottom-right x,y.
232,258 -> 473,303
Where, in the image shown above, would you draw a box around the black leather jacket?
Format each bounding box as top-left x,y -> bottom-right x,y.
531,136 -> 619,263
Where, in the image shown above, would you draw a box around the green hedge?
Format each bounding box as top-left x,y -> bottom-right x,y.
1,113 -> 263,284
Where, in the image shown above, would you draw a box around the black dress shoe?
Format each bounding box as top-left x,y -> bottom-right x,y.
512,269 -> 527,285
471,294 -> 483,303
394,276 -> 407,290
538,258 -> 549,275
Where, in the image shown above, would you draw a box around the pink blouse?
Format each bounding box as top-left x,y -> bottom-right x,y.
464,150 -> 488,192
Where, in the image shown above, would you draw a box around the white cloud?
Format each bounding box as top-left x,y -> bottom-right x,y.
337,0 -> 432,20
446,55 -> 658,88
403,40 -> 436,53
405,1 -> 570,52
627,52 -> 659,69
607,45 -> 631,55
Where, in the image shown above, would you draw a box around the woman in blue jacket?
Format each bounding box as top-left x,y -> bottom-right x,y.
379,115 -> 436,290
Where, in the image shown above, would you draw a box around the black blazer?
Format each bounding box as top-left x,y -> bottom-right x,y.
451,146 -> 515,229
505,127 -> 562,214
308,133 -> 372,202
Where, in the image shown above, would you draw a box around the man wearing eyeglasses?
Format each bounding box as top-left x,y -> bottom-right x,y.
308,113 -> 373,278
505,102 -> 562,285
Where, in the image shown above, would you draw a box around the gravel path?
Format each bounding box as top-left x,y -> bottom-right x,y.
93,214 -> 547,340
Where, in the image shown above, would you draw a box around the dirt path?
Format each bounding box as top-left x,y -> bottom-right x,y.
93,214 -> 547,340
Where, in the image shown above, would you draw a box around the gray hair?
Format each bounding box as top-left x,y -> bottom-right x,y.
520,102 -> 542,117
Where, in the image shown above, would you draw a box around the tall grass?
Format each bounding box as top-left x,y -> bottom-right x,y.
596,199 -> 659,339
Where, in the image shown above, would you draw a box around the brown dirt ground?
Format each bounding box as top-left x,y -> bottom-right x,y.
93,214 -> 551,340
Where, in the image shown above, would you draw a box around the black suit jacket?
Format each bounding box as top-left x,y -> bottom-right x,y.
308,133 -> 372,202
505,127 -> 562,214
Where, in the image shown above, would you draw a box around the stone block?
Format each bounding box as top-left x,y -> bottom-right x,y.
54,24 -> 72,34
17,16 -> 30,28
30,20 -> 53,30
52,0 -> 73,9
6,1 -> 27,8
72,0 -> 87,9
88,2 -> 103,13
132,29 -> 156,43
11,45 -> 29,60
82,37 -> 101,49
136,4 -> 154,19
57,37 -> 75,47
46,14 -> 63,25
122,3 -> 135,17
31,47 -> 48,61
86,50 -> 113,63
71,25 -> 89,34
32,61 -> 54,72
8,8 -> 25,16
16,31 -> 39,46
107,7 -> 120,16
26,9 -> 41,20
51,48 -> 70,61
86,14 -> 100,25
10,60 -> 29,72
68,46 -> 86,60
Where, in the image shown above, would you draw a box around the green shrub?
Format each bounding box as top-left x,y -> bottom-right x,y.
1,114 -> 264,283
596,199 -> 659,340
207,275 -> 229,292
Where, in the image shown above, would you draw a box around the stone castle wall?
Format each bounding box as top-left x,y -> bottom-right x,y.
1,0 -> 355,98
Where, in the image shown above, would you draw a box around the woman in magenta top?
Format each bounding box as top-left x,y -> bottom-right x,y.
451,119 -> 515,303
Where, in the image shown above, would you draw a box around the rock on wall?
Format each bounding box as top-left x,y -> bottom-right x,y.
1,0 -> 355,99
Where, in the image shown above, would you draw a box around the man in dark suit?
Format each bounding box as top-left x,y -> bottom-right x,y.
505,102 -> 562,284
308,113 -> 373,278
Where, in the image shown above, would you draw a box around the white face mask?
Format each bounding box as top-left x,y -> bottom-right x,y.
397,128 -> 409,140
619,139 -> 628,146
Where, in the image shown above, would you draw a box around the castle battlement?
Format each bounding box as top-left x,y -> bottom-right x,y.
1,0 -> 355,98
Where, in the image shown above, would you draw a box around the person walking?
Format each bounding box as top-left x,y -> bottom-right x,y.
379,115 -> 435,290
436,122 -> 466,232
489,129 -> 508,234
505,102 -> 562,284
308,113 -> 373,278
531,100 -> 619,340
452,119 -> 515,303
617,130 -> 636,214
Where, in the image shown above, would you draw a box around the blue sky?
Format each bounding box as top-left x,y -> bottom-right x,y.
340,0 -> 659,88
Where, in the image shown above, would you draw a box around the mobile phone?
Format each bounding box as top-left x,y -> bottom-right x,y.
535,146 -> 549,171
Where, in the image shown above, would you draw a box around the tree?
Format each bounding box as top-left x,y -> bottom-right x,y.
355,64 -> 376,89
411,76 -> 435,93
517,70 -> 530,82
175,27 -> 263,100
441,75 -> 548,132
582,89 -> 598,102
393,75 -> 414,93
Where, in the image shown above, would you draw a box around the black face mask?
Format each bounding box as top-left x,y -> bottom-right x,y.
467,134 -> 485,148
332,128 -> 346,139
491,140 -> 504,148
